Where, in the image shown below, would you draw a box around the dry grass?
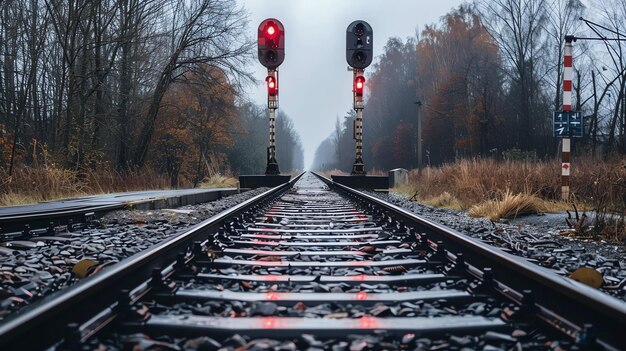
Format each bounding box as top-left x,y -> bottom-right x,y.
400,158 -> 560,206
468,190 -> 550,221
0,165 -> 171,207
0,163 -> 241,207
391,157 -> 626,241
394,157 -> 625,210
423,192 -> 463,210
198,174 -> 239,188
600,217 -> 626,242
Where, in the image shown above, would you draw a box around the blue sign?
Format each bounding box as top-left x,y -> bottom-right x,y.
553,111 -> 583,138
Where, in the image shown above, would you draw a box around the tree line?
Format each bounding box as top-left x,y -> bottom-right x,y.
0,0 -> 303,187
313,0 -> 626,171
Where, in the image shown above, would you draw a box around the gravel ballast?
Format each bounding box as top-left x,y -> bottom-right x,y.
372,191 -> 626,301
0,188 -> 269,320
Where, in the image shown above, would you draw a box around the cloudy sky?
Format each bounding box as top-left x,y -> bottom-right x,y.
236,0 -> 465,169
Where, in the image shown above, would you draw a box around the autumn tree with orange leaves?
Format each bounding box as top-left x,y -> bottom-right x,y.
149,66 -> 238,187
418,7 -> 504,162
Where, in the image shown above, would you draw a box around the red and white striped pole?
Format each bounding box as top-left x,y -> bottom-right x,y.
562,36 -> 574,200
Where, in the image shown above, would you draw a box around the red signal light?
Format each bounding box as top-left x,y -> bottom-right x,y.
258,18 -> 285,69
266,75 -> 278,96
265,21 -> 278,40
355,76 -> 365,96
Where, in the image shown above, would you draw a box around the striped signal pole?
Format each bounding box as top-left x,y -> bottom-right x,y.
266,69 -> 279,175
562,35 -> 574,201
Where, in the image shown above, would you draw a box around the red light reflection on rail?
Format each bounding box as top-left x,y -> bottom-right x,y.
359,316 -> 378,328
263,317 -> 278,328
266,292 -> 281,300
355,291 -> 368,300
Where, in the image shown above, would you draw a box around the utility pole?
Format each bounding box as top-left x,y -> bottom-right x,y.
416,100 -> 423,172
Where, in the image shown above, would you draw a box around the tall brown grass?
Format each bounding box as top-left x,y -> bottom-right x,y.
0,165 -> 241,207
468,190 -> 551,221
397,157 -> 625,208
0,165 -> 171,206
393,157 -> 626,241
198,174 -> 239,188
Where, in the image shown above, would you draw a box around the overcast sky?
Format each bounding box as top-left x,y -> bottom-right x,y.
236,0 -> 465,169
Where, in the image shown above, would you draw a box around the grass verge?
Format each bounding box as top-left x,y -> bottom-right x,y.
0,165 -> 237,207
391,157 -> 626,242
468,191 -> 549,221
198,174 -> 239,188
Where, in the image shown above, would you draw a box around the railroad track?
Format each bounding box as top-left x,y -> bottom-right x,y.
1,172 -> 624,350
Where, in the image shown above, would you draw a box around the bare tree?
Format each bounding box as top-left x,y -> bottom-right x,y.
132,0 -> 253,167
592,0 -> 626,154
2,0 -> 50,178
478,0 -> 549,149
543,0 -> 585,111
114,0 -> 164,169
0,0 -> 268,186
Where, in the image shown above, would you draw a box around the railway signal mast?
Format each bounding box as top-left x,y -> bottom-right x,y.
346,20 -> 373,175
258,19 -> 285,175
555,19 -> 626,200
559,35 -> 575,200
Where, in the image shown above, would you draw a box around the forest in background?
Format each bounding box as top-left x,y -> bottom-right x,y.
312,0 -> 626,171
0,0 -> 304,191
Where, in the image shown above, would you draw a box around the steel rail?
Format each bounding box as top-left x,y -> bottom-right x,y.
0,173 -> 303,350
312,172 -> 626,350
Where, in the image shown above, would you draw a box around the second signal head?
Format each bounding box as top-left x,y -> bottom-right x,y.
266,75 -> 278,96
354,75 -> 365,96
258,18 -> 285,69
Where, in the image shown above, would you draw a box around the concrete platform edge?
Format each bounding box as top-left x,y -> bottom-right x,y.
128,189 -> 240,211
331,175 -> 390,190
238,175 -> 291,189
